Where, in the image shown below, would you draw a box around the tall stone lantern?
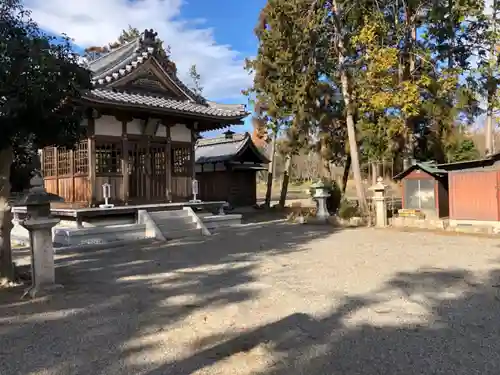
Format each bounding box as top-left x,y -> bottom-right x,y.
369,176 -> 388,228
14,173 -> 63,298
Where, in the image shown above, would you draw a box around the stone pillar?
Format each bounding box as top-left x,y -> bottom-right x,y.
369,177 -> 388,228
15,174 -> 63,298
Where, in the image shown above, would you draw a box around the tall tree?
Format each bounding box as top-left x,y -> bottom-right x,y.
0,0 -> 92,281
189,64 -> 203,96
246,0 -> 321,207
307,0 -> 369,211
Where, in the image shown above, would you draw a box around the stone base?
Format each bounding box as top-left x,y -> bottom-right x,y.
22,283 -> 64,299
99,204 -> 115,209
391,216 -> 448,230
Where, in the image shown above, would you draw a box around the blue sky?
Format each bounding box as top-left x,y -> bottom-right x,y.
26,0 -> 267,134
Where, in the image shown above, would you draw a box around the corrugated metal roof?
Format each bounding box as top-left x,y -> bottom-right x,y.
393,162 -> 447,180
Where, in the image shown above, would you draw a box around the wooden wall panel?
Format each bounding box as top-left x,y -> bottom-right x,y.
171,176 -> 191,201
449,170 -> 498,221
74,176 -> 91,203
44,178 -> 58,196
57,177 -> 73,202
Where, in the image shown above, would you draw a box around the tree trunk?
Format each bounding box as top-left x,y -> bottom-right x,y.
486,0 -> 497,156
264,129 -> 278,207
341,155 -> 351,195
371,162 -> 377,185
278,154 -> 292,207
332,0 -> 367,212
0,146 -> 14,283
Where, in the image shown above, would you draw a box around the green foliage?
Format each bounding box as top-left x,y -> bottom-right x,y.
189,64 -> 203,96
338,198 -> 361,220
308,179 -> 342,213
250,0 -> 497,181
0,0 -> 92,151
446,137 -> 480,162
245,0 -> 318,145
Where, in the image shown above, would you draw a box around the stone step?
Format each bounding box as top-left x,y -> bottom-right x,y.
164,227 -> 203,239
53,223 -> 148,247
150,209 -> 189,220
157,220 -> 195,232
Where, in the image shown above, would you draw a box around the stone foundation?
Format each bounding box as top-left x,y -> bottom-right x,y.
390,216 -> 448,230
391,216 -> 500,235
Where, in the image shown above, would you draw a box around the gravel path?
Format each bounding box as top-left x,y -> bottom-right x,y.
1,223 -> 500,374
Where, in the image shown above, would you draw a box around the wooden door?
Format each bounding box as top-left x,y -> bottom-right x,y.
128,142 -> 148,201
150,143 -> 167,201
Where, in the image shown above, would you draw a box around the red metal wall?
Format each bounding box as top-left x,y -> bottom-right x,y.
449,170 -> 499,221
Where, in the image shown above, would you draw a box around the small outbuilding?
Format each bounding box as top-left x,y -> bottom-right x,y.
393,162 -> 449,218
438,153 -> 500,222
194,131 -> 269,207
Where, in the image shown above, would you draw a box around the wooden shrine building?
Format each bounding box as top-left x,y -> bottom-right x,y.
41,29 -> 247,206
195,131 -> 269,207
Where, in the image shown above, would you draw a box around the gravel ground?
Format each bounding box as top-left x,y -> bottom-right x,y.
1,223 -> 500,375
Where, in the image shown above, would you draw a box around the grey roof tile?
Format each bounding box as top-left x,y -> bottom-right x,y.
195,135 -> 246,163
195,133 -> 269,164
82,30 -> 247,120
87,38 -> 143,79
85,89 -> 247,118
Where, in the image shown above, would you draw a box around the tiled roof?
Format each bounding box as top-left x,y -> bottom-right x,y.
81,30 -> 247,120
195,133 -> 269,164
85,89 -> 246,118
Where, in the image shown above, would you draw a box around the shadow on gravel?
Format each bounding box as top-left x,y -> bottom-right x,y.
0,221 -> 336,375
146,267 -> 500,375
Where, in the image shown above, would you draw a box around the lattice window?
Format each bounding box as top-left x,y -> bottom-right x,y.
172,146 -> 191,176
96,142 -> 122,174
42,147 -> 55,177
151,146 -> 166,175
74,141 -> 88,174
57,148 -> 71,175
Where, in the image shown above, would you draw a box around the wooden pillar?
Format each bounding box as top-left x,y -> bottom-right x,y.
191,122 -> 197,182
146,136 -> 152,201
121,120 -> 129,204
87,116 -> 96,207
69,149 -> 74,202
53,146 -> 59,196
166,124 -> 172,202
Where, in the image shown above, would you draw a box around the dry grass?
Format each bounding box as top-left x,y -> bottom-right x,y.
257,178 -> 402,200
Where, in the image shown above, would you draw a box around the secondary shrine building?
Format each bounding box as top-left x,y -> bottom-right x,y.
41,29 -> 247,207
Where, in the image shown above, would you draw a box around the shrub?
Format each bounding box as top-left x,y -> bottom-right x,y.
337,198 -> 361,220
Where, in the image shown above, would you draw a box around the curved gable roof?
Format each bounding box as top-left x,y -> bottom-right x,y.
195,132 -> 270,164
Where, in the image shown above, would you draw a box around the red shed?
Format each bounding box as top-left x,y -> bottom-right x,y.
393,162 -> 449,218
439,154 -> 500,221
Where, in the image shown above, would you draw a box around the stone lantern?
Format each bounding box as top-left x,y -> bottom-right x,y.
311,180 -> 331,222
369,176 -> 388,228
15,173 -> 63,298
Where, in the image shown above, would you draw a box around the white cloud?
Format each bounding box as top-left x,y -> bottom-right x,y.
24,0 -> 252,101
